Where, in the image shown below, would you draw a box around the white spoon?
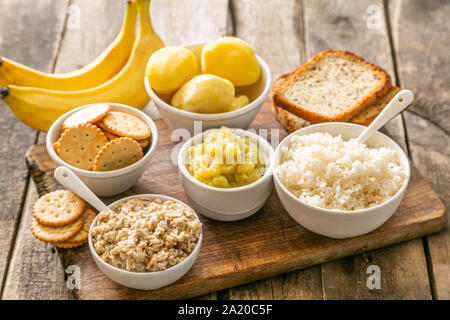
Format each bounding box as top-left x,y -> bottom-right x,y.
54,166 -> 111,213
356,89 -> 414,144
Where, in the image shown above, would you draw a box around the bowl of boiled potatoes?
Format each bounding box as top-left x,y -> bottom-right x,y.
144,37 -> 272,134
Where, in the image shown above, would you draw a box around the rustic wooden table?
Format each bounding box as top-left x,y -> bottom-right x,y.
0,0 -> 448,300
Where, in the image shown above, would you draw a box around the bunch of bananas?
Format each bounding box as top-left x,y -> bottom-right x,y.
0,0 -> 164,132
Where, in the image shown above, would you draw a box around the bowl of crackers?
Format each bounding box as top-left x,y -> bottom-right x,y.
46,103 -> 158,197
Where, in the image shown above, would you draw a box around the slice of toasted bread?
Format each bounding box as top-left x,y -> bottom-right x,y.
273,50 -> 392,123
271,73 -> 402,132
350,86 -> 400,125
271,73 -> 310,132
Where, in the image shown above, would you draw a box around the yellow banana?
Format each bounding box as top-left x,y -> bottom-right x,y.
1,0 -> 164,132
0,0 -> 137,90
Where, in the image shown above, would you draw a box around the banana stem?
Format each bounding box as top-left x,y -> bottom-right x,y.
138,0 -> 153,33
0,86 -> 9,99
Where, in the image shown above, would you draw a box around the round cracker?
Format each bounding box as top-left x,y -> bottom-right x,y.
93,137 -> 143,171
102,130 -> 120,141
138,138 -> 150,148
33,190 -> 86,227
101,126 -> 150,149
31,216 -> 84,243
52,240 -> 86,249
101,111 -> 150,140
95,120 -> 112,133
54,123 -> 108,170
62,104 -> 110,129
65,208 -> 96,243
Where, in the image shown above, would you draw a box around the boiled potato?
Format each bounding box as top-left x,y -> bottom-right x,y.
231,95 -> 250,111
171,74 -> 234,114
146,46 -> 198,94
201,37 -> 260,86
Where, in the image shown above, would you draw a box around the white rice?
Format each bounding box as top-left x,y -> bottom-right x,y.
277,132 -> 407,211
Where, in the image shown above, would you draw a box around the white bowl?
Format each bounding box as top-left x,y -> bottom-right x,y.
178,128 -> 274,221
273,123 -> 411,239
145,42 -> 272,135
46,103 -> 158,197
88,194 -> 202,290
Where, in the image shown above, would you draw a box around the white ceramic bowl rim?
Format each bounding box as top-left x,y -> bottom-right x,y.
46,103 -> 159,179
88,194 -> 203,277
178,127 -> 274,193
273,122 -> 411,216
145,41 -> 272,120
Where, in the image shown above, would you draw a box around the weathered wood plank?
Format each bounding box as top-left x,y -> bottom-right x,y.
389,0 -> 449,133
231,0 -> 305,79
2,0 -> 125,300
389,0 -> 450,299
152,0 -> 231,45
321,239 -> 431,299
302,0 -> 432,299
403,112 -> 450,299
0,0 -> 69,297
2,183 -> 73,300
53,0 -> 126,73
226,0 -> 323,300
303,0 -> 406,150
226,266 -> 322,299
22,141 -> 446,300
47,0 -> 229,301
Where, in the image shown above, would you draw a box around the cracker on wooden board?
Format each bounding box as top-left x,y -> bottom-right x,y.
52,240 -> 86,249
101,111 -> 151,140
65,208 -> 96,243
62,104 -> 110,130
33,190 -> 85,227
93,137 -> 143,171
31,216 -> 84,243
54,123 -> 108,170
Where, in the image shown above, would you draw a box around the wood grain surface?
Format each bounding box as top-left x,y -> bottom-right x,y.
300,0 -> 433,299
0,0 -> 69,298
389,0 -> 450,299
24,117 -> 446,299
227,0 -> 323,300
0,0 -> 448,300
152,0 -> 231,46
2,0 -> 125,300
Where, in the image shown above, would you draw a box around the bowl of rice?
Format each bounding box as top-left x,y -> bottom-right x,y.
273,122 -> 410,239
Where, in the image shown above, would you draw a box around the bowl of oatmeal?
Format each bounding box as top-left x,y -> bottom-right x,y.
88,194 -> 202,290
273,122 -> 410,239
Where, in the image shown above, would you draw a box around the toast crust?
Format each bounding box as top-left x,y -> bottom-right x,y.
273,49 -> 392,123
271,73 -> 310,132
350,86 -> 401,125
271,73 -> 404,132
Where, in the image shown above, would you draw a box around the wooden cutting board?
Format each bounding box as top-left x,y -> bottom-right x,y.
25,101 -> 446,300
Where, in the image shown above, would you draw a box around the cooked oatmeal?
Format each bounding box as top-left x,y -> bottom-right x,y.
90,197 -> 202,272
